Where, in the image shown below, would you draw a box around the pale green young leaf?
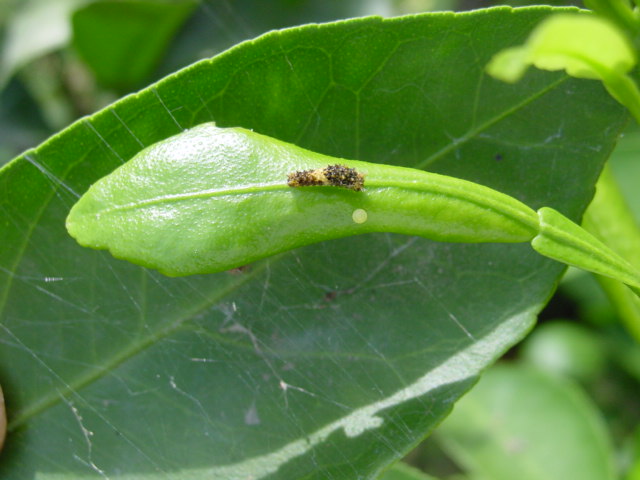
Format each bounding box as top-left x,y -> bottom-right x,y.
437,365 -> 616,480
66,124 -> 640,299
487,13 -> 636,82
487,13 -> 640,120
72,0 -> 196,89
66,123 -> 539,277
532,206 -> 640,295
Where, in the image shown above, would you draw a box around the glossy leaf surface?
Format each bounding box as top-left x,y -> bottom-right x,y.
0,7 -> 627,479
66,124 -> 539,276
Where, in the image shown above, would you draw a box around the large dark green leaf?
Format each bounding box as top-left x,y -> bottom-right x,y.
0,7 -> 627,479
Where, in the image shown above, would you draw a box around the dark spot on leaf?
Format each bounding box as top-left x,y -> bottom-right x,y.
324,291 -> 338,302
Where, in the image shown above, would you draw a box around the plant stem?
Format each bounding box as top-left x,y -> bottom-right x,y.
583,164 -> 640,342
604,74 -> 640,124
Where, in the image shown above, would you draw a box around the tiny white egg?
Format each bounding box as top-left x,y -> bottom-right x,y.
352,208 -> 368,224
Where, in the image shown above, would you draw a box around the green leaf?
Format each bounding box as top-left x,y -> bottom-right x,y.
586,126 -> 640,339
582,165 -> 640,340
0,0 -> 85,88
609,125 -> 640,218
0,79 -> 50,164
487,13 -> 636,82
532,206 -> 640,295
0,383 -> 5,453
71,0 -> 197,90
627,425 -> 640,480
437,365 -> 616,480
379,462 -> 439,480
486,12 -> 640,122
0,7 -> 628,478
156,0 -> 379,78
65,123 -> 640,293
520,321 -> 606,382
65,123 -> 539,276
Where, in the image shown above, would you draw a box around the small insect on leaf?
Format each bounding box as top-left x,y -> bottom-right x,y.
287,164 -> 365,191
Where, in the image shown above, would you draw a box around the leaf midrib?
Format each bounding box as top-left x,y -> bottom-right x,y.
416,75 -> 568,170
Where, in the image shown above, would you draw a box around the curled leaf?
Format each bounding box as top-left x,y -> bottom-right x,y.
66,123 -> 539,276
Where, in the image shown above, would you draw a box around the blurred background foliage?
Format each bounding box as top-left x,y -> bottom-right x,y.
2,1 -> 640,479
0,0 -> 582,163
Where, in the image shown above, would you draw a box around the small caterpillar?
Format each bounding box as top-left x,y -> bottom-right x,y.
287,164 -> 365,191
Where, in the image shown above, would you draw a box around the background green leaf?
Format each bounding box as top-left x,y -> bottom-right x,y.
0,0 -> 373,162
72,0 -> 197,90
379,462 -> 440,480
436,364 -> 616,480
0,0 -> 85,89
520,321 -> 607,382
609,125 -> 640,219
0,78 -> 50,162
0,6 -> 627,479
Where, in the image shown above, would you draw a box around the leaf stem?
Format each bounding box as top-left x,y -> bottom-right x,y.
531,206 -> 640,296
